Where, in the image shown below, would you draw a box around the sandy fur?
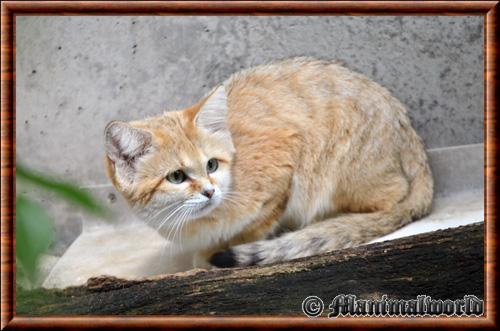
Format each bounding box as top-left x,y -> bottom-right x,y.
104,57 -> 433,267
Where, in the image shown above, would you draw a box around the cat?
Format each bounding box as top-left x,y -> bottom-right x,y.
104,57 -> 433,269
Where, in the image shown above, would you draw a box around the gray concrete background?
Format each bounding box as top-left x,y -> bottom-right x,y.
16,16 -> 484,254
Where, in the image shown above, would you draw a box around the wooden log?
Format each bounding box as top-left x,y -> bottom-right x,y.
16,222 -> 484,316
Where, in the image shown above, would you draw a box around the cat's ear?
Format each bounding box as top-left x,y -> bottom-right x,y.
195,85 -> 230,137
104,121 -> 152,181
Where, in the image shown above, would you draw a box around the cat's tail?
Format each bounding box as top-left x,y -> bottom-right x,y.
209,158 -> 433,268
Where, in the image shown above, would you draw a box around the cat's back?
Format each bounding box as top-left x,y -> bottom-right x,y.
223,57 -> 408,134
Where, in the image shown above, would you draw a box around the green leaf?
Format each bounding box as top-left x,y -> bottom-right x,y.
16,164 -> 108,218
16,196 -> 54,285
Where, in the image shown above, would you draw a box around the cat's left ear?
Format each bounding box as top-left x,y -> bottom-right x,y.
195,85 -> 231,138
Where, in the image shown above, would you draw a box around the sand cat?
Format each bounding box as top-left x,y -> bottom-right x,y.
104,57 -> 433,269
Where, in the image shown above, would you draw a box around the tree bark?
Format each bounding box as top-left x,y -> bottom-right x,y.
17,222 -> 484,316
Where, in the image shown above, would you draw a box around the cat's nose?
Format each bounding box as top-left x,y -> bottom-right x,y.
202,189 -> 215,199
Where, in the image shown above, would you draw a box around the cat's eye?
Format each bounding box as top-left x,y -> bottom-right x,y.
207,158 -> 218,173
166,170 -> 186,184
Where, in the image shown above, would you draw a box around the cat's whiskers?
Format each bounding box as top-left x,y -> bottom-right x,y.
159,200 -> 210,251
164,215 -> 183,255
173,207 -> 193,248
221,195 -> 249,208
165,214 -> 183,249
221,197 -> 242,207
171,207 -> 189,245
144,200 -> 183,226
180,209 -> 195,247
166,206 -> 195,254
164,211 -> 190,256
143,203 -> 178,230
157,203 -> 186,233
223,191 -> 251,203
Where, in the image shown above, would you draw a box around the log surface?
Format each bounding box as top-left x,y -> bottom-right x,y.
16,222 -> 484,316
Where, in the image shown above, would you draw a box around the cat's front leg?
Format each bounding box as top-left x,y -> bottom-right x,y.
192,253 -> 212,269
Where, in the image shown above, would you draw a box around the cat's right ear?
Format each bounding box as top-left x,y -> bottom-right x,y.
104,121 -> 152,182
194,85 -> 230,137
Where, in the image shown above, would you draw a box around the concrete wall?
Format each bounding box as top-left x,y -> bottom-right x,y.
16,16 -> 484,254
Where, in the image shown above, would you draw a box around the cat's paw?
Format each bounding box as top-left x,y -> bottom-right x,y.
209,243 -> 264,268
209,249 -> 238,268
